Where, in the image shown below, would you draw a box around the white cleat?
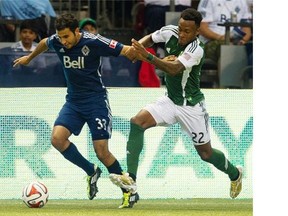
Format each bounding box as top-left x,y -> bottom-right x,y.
109,173 -> 137,193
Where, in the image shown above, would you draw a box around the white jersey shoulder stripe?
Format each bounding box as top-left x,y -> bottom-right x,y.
82,32 -> 98,39
187,40 -> 198,53
82,32 -> 111,45
97,35 -> 112,45
161,25 -> 178,35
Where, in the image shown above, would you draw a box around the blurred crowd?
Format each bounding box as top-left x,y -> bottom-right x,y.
0,0 -> 253,88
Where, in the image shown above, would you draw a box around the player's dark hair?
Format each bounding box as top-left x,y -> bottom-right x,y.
180,8 -> 203,27
55,13 -> 79,33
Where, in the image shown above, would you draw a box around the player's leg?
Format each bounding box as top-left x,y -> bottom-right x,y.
51,103 -> 98,199
51,126 -> 99,199
125,96 -> 176,180
93,139 -> 138,208
109,116 -> 147,208
87,100 -> 138,206
110,109 -> 155,192
194,142 -> 243,198
111,110 -> 154,208
92,139 -> 129,183
111,96 -> 177,208
179,101 -> 242,198
87,100 -> 131,182
109,109 -> 158,190
127,110 -> 156,179
194,141 -> 239,179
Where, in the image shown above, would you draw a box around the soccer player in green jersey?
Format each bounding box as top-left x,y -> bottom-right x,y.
110,8 -> 243,208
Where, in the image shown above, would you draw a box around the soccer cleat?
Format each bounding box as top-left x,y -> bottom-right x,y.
109,173 -> 137,193
87,165 -> 102,200
230,165 -> 243,199
118,192 -> 140,209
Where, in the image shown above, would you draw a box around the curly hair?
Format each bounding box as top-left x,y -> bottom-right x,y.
180,8 -> 203,27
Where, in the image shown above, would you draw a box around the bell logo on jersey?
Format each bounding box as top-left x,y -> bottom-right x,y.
63,56 -> 85,69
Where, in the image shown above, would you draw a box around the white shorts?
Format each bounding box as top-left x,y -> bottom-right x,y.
144,96 -> 210,145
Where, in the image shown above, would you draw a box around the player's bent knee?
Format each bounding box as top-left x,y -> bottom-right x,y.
200,154 -> 210,162
95,150 -> 112,163
198,151 -> 213,162
50,135 -> 67,151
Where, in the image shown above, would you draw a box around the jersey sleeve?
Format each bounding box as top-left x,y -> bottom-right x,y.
177,42 -> 204,69
46,34 -> 57,50
151,25 -> 176,43
96,34 -> 123,57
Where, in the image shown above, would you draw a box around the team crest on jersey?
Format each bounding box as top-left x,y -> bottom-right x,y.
81,45 -> 90,56
59,48 -> 65,53
109,40 -> 117,49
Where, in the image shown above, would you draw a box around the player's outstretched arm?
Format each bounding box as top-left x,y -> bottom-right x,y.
120,34 -> 154,63
131,38 -> 185,76
120,45 -> 146,63
13,38 -> 49,67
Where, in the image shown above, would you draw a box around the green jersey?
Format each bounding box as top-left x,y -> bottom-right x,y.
151,25 -> 205,106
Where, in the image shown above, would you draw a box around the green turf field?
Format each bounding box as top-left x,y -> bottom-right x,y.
0,198 -> 252,216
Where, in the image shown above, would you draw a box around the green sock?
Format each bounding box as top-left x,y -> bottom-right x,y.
126,122 -> 145,180
205,148 -> 239,181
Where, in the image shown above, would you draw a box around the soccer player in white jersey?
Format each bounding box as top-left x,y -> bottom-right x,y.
13,13 -> 137,205
110,8 -> 243,208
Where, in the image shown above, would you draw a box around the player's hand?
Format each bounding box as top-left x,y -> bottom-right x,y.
124,46 -> 138,62
131,38 -> 149,61
13,56 -> 31,67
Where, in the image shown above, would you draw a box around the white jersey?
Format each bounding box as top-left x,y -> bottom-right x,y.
197,0 -> 252,43
151,25 -> 205,106
11,41 -> 38,51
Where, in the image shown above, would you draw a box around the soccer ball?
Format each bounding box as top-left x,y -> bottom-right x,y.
22,181 -> 49,208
